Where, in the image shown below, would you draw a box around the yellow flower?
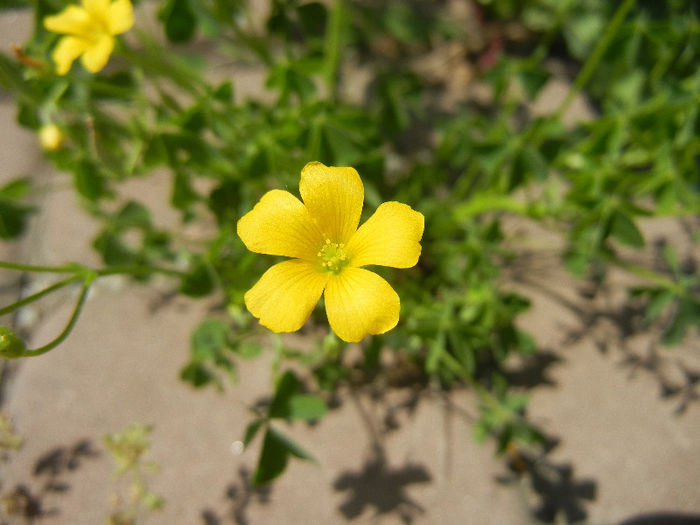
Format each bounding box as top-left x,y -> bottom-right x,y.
38,123 -> 64,151
237,162 -> 425,343
43,0 -> 134,75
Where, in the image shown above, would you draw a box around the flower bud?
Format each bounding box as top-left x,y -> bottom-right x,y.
0,326 -> 27,359
39,123 -> 63,151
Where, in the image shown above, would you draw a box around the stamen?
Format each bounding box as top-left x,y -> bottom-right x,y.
317,238 -> 350,274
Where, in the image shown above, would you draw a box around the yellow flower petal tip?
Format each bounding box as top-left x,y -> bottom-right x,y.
238,162 -> 425,343
44,0 -> 134,75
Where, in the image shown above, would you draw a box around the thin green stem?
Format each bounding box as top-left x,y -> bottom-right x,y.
22,278 -> 92,358
95,265 -> 187,279
0,260 -> 79,274
118,35 -> 203,97
555,0 -> 636,118
610,259 -> 684,295
0,260 -> 185,279
0,275 -> 82,316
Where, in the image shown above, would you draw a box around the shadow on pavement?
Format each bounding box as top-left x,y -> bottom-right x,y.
497,443 -> 597,524
333,444 -> 431,523
2,439 -> 99,522
617,513 -> 700,525
201,466 -> 273,525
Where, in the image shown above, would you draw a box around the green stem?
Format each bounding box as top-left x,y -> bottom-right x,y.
555,0 -> 636,118
0,260 -> 184,279
95,265 -> 187,279
610,259 -> 683,294
324,0 -> 346,102
0,275 -> 82,316
118,35 -> 202,97
0,260 -> 79,274
22,278 -> 92,358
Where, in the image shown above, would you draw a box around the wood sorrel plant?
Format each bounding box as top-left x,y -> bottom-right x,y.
1,0 -> 698,487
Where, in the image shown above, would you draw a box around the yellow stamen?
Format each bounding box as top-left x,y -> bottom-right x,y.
317,239 -> 350,275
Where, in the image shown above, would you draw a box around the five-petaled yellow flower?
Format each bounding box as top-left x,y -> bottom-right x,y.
44,0 -> 134,75
237,162 -> 425,343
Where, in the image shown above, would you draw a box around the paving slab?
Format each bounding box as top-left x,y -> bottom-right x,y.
1,6 -> 699,525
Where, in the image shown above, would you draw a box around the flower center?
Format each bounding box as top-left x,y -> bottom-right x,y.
317,239 -> 349,274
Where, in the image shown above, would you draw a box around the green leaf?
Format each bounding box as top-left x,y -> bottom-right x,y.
159,0 -> 197,43
610,210 -> 645,248
296,2 -> 327,37
661,298 -> 699,346
268,370 -> 301,420
0,178 -> 31,199
288,395 -> 327,421
0,178 -> 36,239
92,231 -> 136,266
179,257 -> 215,298
0,197 -> 34,239
564,9 -> 605,59
116,201 -> 151,229
645,289 -> 675,322
171,171 -> 198,212
518,67 -> 550,101
243,419 -> 264,447
473,420 -> 489,443
266,63 -> 316,101
661,244 -> 680,274
213,81 -> 233,103
425,333 -> 445,375
208,180 -> 241,225
90,71 -> 135,100
269,426 -> 315,461
236,342 -> 262,359
190,319 -> 229,361
179,362 -> 215,388
252,426 -> 315,486
384,2 -> 425,45
251,428 -> 289,486
74,161 -> 107,200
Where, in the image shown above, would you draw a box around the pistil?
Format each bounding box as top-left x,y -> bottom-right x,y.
317,239 -> 349,274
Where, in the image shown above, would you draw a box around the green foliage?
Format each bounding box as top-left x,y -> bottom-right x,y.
252,426 -> 315,486
1,0 -> 698,489
245,370 -> 325,485
0,178 -> 36,240
103,424 -> 164,524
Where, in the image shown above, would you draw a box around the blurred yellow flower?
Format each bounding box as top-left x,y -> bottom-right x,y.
38,123 -> 63,151
238,161 -> 424,343
43,0 -> 134,75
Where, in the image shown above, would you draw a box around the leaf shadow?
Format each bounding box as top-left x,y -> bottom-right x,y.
3,439 -> 99,521
333,444 -> 431,524
200,466 -> 273,525
616,512 -> 700,525
497,443 -> 597,524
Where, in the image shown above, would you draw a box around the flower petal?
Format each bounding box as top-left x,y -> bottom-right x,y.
51,36 -> 89,75
80,34 -> 114,73
108,0 -> 134,34
346,202 -> 424,269
300,161 -> 364,244
324,268 -> 400,342
82,0 -> 110,18
44,5 -> 92,36
245,260 -> 328,333
237,189 -> 324,260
